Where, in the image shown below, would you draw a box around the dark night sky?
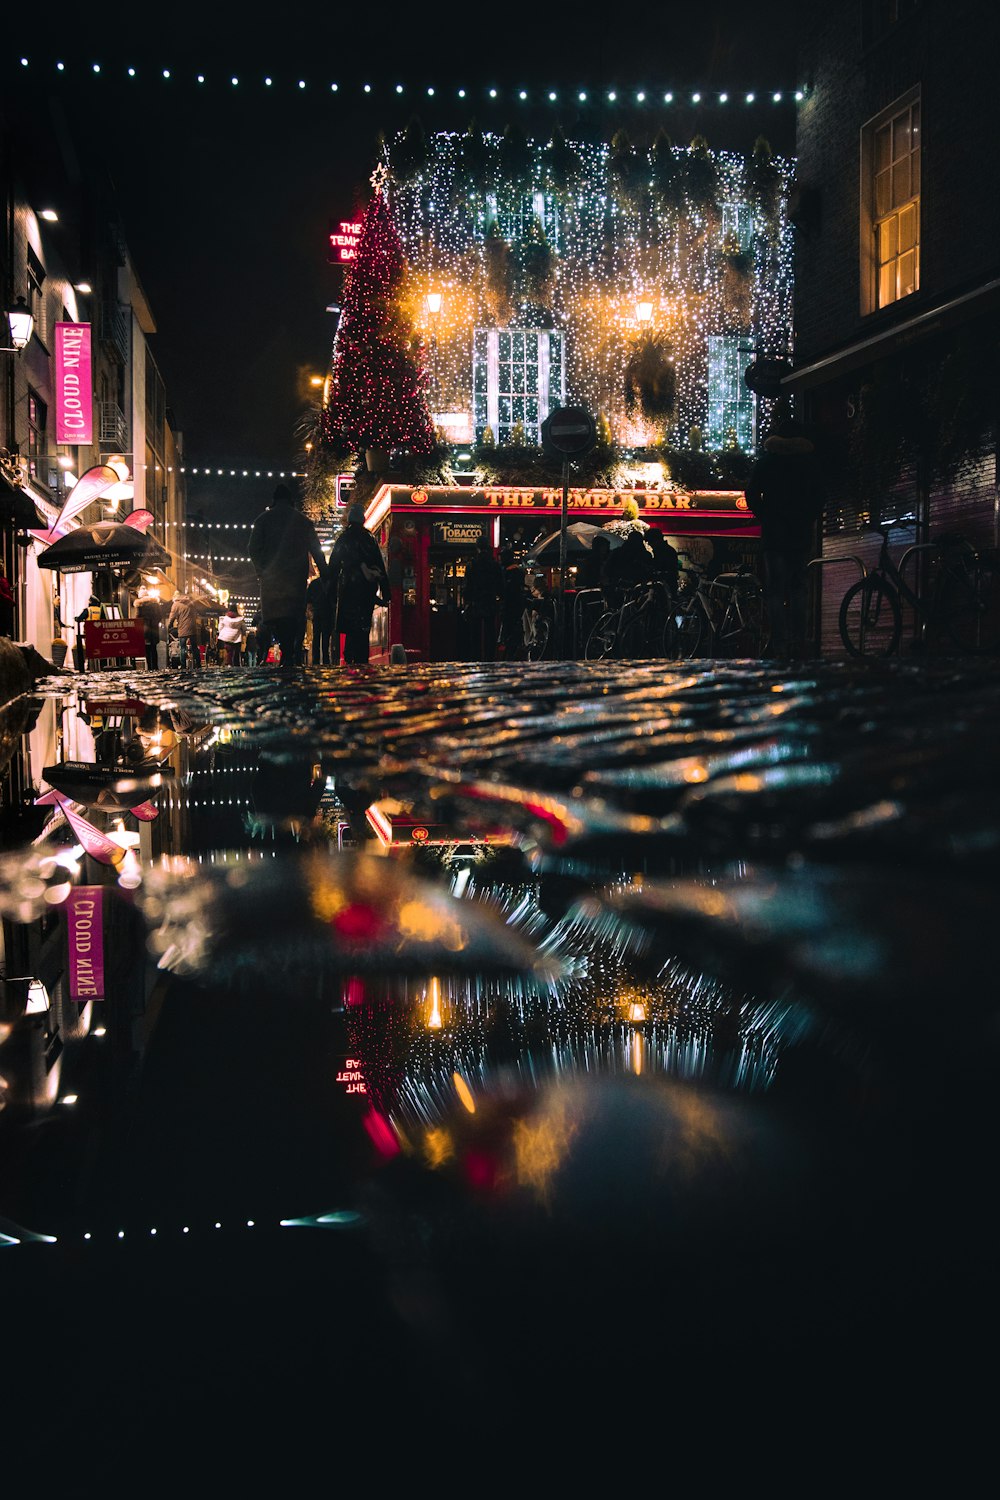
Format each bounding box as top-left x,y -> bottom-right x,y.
7,3 -> 801,510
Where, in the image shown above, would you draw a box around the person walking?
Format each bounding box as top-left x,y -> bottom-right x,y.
305,566 -> 338,665
744,398 -> 825,659
249,484 -> 328,668
217,604 -> 247,667
135,591 -> 164,670
462,533 -> 503,661
327,503 -> 390,665
166,590 -> 204,671
499,545 -> 527,661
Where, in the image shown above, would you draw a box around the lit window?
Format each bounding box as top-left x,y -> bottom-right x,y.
862,89 -> 920,313
473,328 -> 565,445
707,335 -> 755,451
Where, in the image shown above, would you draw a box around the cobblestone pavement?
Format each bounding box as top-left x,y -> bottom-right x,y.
4,655 -> 998,1470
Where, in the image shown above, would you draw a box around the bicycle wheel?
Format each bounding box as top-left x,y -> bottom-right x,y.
938,557 -> 1000,654
585,611 -> 619,660
718,583 -> 766,657
669,599 -> 704,659
839,576 -> 902,657
525,614 -> 551,660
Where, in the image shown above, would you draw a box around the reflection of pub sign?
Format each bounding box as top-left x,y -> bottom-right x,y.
431,519 -> 489,547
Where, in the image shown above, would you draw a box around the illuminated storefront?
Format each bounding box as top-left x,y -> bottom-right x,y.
364,483 -> 760,662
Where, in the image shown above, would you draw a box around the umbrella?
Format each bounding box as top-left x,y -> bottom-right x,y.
41,759 -> 169,811
36,521 -> 171,574
0,473 -> 46,529
526,522 -> 626,563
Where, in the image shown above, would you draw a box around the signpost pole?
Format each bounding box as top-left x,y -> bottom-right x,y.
558,456 -> 570,658
541,406 -> 597,661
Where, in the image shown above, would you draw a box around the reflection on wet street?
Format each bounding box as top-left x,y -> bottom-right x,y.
2,656 -> 998,1459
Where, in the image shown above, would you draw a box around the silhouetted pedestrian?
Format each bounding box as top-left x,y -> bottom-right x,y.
249,484 -> 328,668
328,503 -> 390,665
463,533 -> 503,661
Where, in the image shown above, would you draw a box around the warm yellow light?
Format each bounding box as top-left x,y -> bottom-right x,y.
426,291 -> 442,315
309,375 -> 323,387
452,1072 -> 476,1114
426,975 -> 444,1030
635,300 -> 654,324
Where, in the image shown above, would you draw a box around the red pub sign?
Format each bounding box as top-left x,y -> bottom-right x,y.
83,620 -> 146,659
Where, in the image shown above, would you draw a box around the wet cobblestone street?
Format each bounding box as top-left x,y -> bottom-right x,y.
3,653 -> 999,1474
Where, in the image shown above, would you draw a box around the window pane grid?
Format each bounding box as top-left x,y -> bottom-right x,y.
870,98 -> 920,309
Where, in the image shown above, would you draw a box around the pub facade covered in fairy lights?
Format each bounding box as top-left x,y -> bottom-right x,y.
325,123 -> 794,659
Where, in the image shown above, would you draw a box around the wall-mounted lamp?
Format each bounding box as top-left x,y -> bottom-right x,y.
2,296 -> 34,352
635,300 -> 654,325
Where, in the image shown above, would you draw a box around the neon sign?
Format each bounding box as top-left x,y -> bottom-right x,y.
328,220 -> 362,263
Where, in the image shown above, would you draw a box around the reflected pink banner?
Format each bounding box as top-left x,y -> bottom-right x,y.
66,886 -> 105,1000
55,323 -> 93,444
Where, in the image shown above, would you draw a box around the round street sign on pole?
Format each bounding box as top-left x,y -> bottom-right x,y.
541,407 -> 598,658
541,406 -> 597,459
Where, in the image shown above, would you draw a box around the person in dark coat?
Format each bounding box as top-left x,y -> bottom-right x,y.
602,528 -> 654,609
135,593 -> 164,669
462,533 -> 503,661
249,484 -> 328,668
499,546 -> 527,661
306,567 -> 338,665
745,398 -> 825,659
327,503 -> 390,665
645,527 -> 680,594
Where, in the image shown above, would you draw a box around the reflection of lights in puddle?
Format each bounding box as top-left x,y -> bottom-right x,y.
452,1072 -> 476,1114
425,976 -> 444,1030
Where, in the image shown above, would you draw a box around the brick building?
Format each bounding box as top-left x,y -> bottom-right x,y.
787,0 -> 1000,651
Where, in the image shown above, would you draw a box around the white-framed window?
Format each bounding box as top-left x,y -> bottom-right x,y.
473,328 -> 565,445
483,192 -> 561,251
861,88 -> 920,313
706,335 -> 755,451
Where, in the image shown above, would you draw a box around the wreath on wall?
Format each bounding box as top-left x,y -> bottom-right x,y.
623,337 -> 677,423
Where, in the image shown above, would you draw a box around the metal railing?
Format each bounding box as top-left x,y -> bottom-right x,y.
99,401 -> 129,452
100,302 -> 130,364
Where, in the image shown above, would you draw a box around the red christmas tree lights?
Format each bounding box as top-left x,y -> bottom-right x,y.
322,175 -> 435,460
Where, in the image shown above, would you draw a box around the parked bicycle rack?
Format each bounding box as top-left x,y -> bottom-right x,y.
807,554 -> 867,653
572,589 -> 604,658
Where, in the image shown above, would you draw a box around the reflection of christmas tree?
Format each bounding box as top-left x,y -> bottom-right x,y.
322,168 -> 435,459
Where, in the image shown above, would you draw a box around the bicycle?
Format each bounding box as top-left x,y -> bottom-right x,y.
837,525 -> 1000,657
584,578 -> 677,660
670,562 -> 769,659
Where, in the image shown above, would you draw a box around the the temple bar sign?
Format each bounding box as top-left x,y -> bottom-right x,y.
328,219 -> 362,263
397,486 -> 751,514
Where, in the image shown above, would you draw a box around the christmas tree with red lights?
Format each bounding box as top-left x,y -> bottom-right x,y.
322,167 -> 435,461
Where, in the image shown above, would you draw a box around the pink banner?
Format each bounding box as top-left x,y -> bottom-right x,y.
66,886 -> 105,1000
54,323 -> 93,444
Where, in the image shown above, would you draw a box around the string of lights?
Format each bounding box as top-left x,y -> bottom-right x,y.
14,58 -> 808,105
142,467 -> 305,478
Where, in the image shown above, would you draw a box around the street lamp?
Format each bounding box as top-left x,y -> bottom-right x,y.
2,296 -> 34,352
635,300 -> 654,325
